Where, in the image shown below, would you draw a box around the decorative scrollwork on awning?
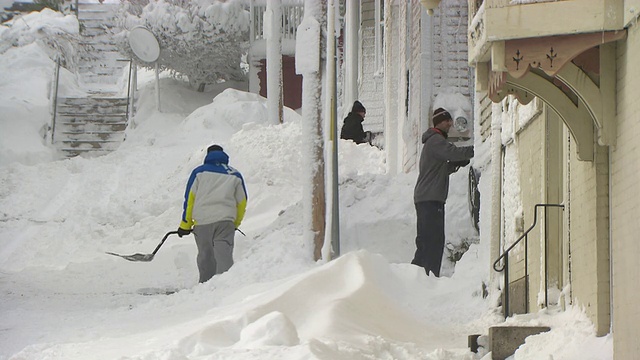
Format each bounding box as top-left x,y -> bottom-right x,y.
504,31 -> 626,79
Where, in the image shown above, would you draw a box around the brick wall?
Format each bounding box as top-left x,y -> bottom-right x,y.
611,21 -> 640,358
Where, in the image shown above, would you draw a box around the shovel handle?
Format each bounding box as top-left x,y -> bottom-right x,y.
150,230 -> 179,256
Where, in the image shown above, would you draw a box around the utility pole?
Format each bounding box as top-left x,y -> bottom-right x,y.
296,1 -> 327,261
324,0 -> 340,260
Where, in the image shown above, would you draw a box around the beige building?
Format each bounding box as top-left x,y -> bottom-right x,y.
464,0 -> 640,358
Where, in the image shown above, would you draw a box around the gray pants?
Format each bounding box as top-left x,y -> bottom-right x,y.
193,220 -> 235,283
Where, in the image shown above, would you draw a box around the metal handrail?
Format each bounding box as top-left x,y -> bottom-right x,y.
116,59 -> 134,125
493,203 -> 564,317
50,56 -> 62,144
125,60 -> 133,122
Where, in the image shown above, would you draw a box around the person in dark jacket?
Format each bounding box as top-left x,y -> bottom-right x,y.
340,100 -> 371,144
177,144 -> 248,283
412,108 -> 474,277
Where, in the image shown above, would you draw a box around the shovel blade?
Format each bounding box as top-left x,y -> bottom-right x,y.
106,251 -> 155,262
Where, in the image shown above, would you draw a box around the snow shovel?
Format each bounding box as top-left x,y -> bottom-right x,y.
106,230 -> 179,262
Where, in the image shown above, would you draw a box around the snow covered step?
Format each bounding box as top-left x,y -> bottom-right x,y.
79,44 -> 120,53
488,326 -> 551,360
60,122 -> 127,132
78,56 -> 125,63
82,22 -> 115,29
77,61 -> 124,69
59,97 -> 128,106
59,111 -> 127,118
58,140 -> 123,157
59,115 -> 128,122
79,38 -> 119,45
61,132 -> 126,142
60,96 -> 128,104
61,130 -> 126,139
78,57 -> 125,65
84,87 -> 124,95
59,148 -> 113,157
78,63 -> 126,71
78,69 -> 125,77
78,76 -> 124,85
57,111 -> 127,118
80,28 -> 115,37
77,8 -> 117,20
61,138 -> 123,146
78,70 -> 124,77
77,58 -> 126,65
78,69 -> 121,77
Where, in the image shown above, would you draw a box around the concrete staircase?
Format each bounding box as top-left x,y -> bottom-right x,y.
52,2 -> 131,157
53,97 -> 128,157
76,2 -> 127,89
469,325 -> 551,359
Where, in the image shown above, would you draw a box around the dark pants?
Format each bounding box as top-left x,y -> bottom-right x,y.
193,220 -> 235,283
412,201 -> 445,277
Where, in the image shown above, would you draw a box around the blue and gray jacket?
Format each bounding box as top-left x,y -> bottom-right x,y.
179,150 -> 247,230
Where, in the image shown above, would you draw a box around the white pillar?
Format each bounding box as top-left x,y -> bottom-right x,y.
384,0 -> 399,174
343,0 -> 359,115
323,0 -> 339,261
266,0 -> 283,124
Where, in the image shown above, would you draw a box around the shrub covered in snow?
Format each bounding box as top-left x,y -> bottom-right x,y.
0,8 -> 80,69
114,0 -> 250,91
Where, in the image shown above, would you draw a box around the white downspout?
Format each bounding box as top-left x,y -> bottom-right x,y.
490,108 -> 503,287
608,143 -> 614,334
374,0 -> 382,72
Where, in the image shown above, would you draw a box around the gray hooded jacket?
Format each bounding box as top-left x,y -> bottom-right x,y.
414,128 -> 474,203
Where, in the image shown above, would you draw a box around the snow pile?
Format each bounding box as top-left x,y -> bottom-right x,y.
0,9 -> 78,53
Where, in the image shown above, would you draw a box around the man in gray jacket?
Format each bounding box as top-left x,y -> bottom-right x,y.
178,145 -> 247,283
412,108 -> 474,277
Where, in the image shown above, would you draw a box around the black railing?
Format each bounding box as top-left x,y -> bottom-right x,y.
493,203 -> 564,317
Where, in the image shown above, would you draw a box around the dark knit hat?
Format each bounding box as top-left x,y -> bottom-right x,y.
352,100 -> 366,113
207,144 -> 224,153
432,107 -> 452,126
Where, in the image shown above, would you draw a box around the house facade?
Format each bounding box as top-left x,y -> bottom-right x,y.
467,0 -> 640,357
248,0 -> 304,111
343,0 -> 473,173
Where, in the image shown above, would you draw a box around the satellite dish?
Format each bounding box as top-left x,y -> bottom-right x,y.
128,26 -> 160,63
